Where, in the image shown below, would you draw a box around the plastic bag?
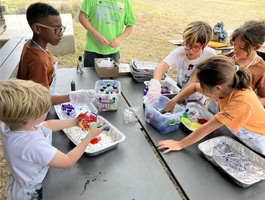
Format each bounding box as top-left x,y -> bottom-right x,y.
123,107 -> 141,124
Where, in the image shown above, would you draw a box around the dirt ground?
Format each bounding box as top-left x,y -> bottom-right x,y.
1,0 -> 265,199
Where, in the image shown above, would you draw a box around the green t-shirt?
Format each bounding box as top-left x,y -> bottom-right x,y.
80,0 -> 136,55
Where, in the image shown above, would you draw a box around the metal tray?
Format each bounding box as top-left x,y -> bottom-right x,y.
63,116 -> 126,156
144,80 -> 180,99
54,102 -> 97,120
130,59 -> 165,82
54,103 -> 125,156
198,136 -> 265,187
181,102 -> 213,131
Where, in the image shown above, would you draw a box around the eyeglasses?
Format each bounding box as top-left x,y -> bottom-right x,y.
183,43 -> 205,52
35,23 -> 66,35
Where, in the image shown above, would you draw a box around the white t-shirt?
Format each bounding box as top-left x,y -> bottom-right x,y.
164,47 -> 216,87
0,123 -> 57,199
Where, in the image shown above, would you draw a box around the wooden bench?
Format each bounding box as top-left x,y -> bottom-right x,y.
0,36 -> 26,81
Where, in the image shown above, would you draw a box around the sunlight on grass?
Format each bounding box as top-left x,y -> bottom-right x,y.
2,0 -> 265,68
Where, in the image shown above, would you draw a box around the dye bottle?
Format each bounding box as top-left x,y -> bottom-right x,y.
106,83 -> 113,93
98,88 -> 105,94
112,86 -> 119,94
71,80 -> 76,91
77,56 -> 84,73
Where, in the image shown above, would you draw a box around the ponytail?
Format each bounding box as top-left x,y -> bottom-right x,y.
231,66 -> 251,89
196,55 -> 251,90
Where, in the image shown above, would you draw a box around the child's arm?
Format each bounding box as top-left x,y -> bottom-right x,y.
43,118 -> 77,132
51,95 -> 70,106
181,72 -> 197,90
157,117 -> 223,154
109,25 -> 134,49
164,83 -> 197,112
153,61 -> 170,81
48,123 -> 105,168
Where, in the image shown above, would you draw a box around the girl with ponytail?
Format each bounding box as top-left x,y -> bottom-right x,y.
157,55 -> 265,156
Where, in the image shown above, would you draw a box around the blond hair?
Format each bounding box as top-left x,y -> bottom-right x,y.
0,79 -> 51,128
196,55 -> 251,90
182,21 -> 213,48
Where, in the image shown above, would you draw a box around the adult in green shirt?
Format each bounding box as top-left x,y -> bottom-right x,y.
79,0 -> 136,67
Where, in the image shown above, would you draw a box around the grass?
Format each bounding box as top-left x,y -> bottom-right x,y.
2,0 -> 265,68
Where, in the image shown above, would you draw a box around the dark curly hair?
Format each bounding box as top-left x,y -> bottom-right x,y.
26,2 -> 59,26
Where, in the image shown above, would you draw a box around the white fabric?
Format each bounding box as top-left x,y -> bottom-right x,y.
49,58 -> 58,95
69,89 -> 96,104
0,123 -> 57,200
227,126 -> 265,156
164,46 -> 215,103
164,47 -> 216,88
146,79 -> 161,105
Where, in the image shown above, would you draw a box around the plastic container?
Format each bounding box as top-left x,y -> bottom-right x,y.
145,96 -> 184,134
94,80 -> 121,111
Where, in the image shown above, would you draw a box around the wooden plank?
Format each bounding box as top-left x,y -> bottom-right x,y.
0,37 -> 24,66
0,37 -> 26,80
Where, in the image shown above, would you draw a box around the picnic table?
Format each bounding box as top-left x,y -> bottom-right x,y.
42,68 -> 181,200
43,67 -> 265,200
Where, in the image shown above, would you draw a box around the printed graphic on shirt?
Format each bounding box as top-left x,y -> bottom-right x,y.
221,112 -> 234,121
117,2 -> 124,9
177,64 -> 195,87
96,1 -> 123,25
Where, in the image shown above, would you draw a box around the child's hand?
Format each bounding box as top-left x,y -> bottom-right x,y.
95,34 -> 110,46
157,140 -> 182,154
86,122 -> 106,139
146,79 -> 161,105
164,100 -> 176,113
109,38 -> 121,48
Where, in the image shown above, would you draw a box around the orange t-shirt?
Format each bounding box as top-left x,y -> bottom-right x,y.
196,83 -> 265,135
17,41 -> 55,89
224,51 -> 265,97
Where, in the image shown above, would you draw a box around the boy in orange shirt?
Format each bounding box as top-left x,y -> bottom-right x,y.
17,2 -> 95,105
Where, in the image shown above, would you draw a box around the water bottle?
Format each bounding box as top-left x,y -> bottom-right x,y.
77,56 -> 84,73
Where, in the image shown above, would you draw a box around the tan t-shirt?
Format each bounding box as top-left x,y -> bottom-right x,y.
196,83 -> 265,135
224,51 -> 265,97
17,41 -> 55,89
